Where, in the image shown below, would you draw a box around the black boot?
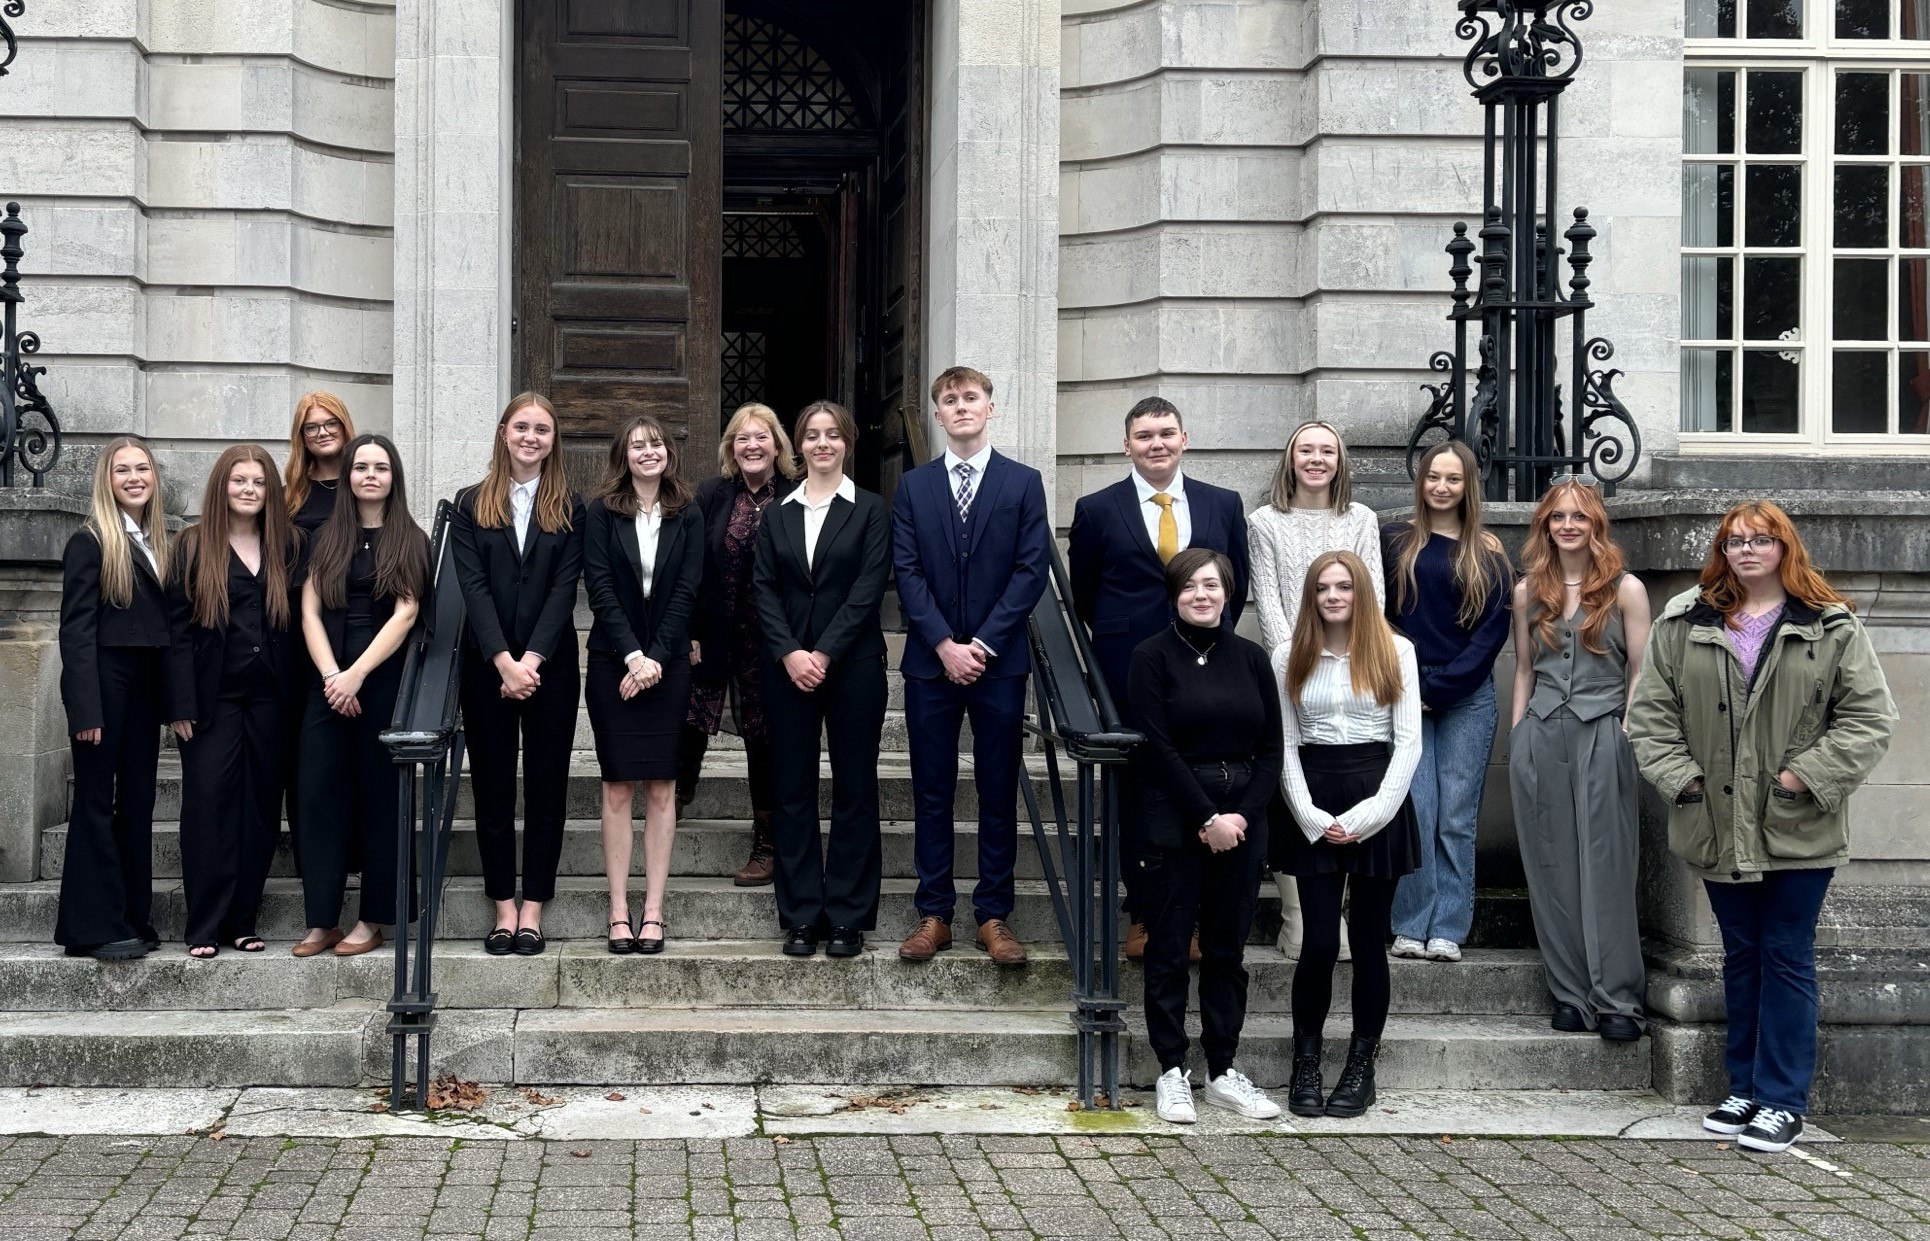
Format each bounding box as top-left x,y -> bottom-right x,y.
1324,1034 -> 1379,1119
1288,1035 -> 1325,1118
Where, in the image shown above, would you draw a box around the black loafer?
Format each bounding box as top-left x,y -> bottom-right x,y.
1598,1014 -> 1644,1043
825,927 -> 864,958
512,928 -> 546,957
1551,1003 -> 1588,1033
783,926 -> 818,957
484,927 -> 515,956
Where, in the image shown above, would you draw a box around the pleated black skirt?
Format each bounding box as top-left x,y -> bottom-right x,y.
1275,741 -> 1421,879
584,649 -> 692,782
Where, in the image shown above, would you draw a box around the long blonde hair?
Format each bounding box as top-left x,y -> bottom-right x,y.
1285,551 -> 1404,707
283,391 -> 357,518
719,402 -> 800,481
1388,440 -> 1509,629
1521,479 -> 1624,655
474,392 -> 575,534
1267,420 -> 1354,513
86,436 -> 170,608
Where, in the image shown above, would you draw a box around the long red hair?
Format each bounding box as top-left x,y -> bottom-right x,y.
1699,500 -> 1851,622
1521,480 -> 1624,655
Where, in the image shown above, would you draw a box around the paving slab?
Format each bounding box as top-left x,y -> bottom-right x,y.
0,1087 -> 237,1135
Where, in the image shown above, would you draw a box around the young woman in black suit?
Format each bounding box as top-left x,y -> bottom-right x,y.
752,400 -> 891,958
172,444 -> 300,957
451,392 -> 585,957
57,436 -> 194,960
583,415 -> 704,955
294,434 -> 429,959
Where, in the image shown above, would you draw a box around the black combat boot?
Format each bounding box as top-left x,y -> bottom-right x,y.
1324,1034 -> 1379,1119
1288,1035 -> 1325,1117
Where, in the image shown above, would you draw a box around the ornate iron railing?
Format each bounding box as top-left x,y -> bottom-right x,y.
1408,0 -> 1642,499
0,202 -> 61,487
0,2 -> 24,79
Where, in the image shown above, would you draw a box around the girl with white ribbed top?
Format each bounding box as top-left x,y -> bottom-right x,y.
1247,420 -> 1383,962
1272,550 -> 1421,1119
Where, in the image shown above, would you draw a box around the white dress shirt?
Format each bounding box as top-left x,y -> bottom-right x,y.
785,475 -> 855,569
509,476 -> 538,551
1131,468 -> 1192,551
122,510 -> 157,575
941,443 -> 993,511
624,502 -> 663,666
1274,637 -> 1422,844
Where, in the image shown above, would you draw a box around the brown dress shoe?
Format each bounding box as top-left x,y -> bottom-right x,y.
898,916 -> 953,961
976,919 -> 1028,968
733,812 -> 775,887
1124,921 -> 1147,961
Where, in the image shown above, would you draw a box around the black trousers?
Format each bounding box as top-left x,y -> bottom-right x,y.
1293,871 -> 1399,1040
57,647 -> 162,949
295,646 -> 406,929
766,653 -> 887,932
179,662 -> 284,946
676,725 -> 775,818
461,649 -> 578,903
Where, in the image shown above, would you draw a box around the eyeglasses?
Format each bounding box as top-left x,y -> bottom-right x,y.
1721,535 -> 1781,555
302,418 -> 344,440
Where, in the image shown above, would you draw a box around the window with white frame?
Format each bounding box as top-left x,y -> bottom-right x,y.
1682,0 -> 1930,445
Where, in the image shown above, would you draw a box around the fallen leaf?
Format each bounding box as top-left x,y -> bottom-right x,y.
1123,1099 -> 1142,1108
426,1076 -> 489,1112
1440,1135 -> 1453,1143
978,1103 -> 1001,1111
638,1107 -> 652,1115
1012,1085 -> 1042,1096
605,1092 -> 626,1102
702,1102 -> 714,1111
521,1088 -> 560,1108
1066,1101 -> 1083,1113
570,1149 -> 591,1158
1715,1143 -> 1730,1151
773,1135 -> 793,1145
1094,1092 -> 1112,1109
369,1102 -> 390,1114
208,1130 -> 227,1141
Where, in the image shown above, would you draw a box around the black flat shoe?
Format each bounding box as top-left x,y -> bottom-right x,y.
825,927 -> 864,958
484,927 -> 515,956
1551,1003 -> 1588,1033
1598,1014 -> 1644,1043
607,920 -> 636,955
512,928 -> 546,956
783,926 -> 818,957
636,919 -> 666,955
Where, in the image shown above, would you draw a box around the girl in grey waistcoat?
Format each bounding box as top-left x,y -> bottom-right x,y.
1507,479 -> 1651,1043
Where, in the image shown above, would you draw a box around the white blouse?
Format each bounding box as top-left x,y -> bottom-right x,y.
633,502 -> 662,598
1247,502 -> 1385,652
1273,636 -> 1422,844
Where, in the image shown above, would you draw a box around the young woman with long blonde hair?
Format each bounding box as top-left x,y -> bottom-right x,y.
1508,479 -> 1650,1042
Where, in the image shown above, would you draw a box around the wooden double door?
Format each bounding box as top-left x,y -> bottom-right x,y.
515,0 -> 925,492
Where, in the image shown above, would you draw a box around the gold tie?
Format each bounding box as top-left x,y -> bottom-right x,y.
1152,492 -> 1178,563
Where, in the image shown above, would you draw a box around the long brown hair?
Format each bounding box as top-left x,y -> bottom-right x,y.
85,435 -> 170,608
1521,479 -> 1624,655
1699,500 -> 1851,621
307,434 -> 429,610
473,392 -> 575,534
1285,550 -> 1404,707
283,391 -> 356,518
1267,419 -> 1354,513
599,415 -> 693,518
1388,440 -> 1509,629
180,444 -> 296,630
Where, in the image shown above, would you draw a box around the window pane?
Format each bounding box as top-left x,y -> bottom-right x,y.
1685,257 -> 1737,338
1907,0 -> 1930,38
1837,73 -> 1891,154
1901,257 -> 1930,338
1748,0 -> 1805,37
1745,164 -> 1803,245
1686,69 -> 1738,154
1835,257 -> 1890,338
1902,352 -> 1930,430
1744,256 -> 1802,338
1835,165 -> 1892,246
1837,0 -> 1891,38
1688,0 -> 1740,37
1683,348 -> 1735,432
1685,164 -> 1738,246
1903,73 -> 1930,154
1903,165 -> 1930,245
1746,71 -> 1804,154
1742,350 -> 1801,432
1833,351 -> 1890,431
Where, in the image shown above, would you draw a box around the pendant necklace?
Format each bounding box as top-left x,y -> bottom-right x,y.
1172,624 -> 1217,666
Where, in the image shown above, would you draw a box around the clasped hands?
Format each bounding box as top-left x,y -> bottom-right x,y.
783,649 -> 830,692
323,667 -> 366,717
1198,812 -> 1247,853
936,637 -> 987,685
621,655 -> 663,700
496,651 -> 544,700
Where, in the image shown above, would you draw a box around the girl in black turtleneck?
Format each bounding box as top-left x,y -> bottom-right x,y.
1128,547 -> 1284,1126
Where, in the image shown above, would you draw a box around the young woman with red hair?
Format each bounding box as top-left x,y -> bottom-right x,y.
1507,479 -> 1650,1043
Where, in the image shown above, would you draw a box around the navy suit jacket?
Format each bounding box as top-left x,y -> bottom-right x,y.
891,449 -> 1051,681
1067,475 -> 1251,708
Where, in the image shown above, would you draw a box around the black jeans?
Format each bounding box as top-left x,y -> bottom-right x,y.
1293,871 -> 1399,1040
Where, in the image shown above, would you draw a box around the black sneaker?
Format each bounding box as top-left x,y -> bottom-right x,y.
782,926 -> 818,957
1703,1095 -> 1758,1135
825,927 -> 864,958
1738,1108 -> 1803,1153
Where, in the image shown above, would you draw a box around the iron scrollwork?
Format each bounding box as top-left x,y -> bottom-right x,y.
1406,350 -> 1462,477
1577,337 -> 1642,488
1,202 -> 61,487
1459,0 -> 1591,89
0,2 -> 24,79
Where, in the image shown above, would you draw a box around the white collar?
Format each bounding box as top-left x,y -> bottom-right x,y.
1132,468 -> 1186,503
942,444 -> 993,476
1317,646 -> 1351,661
121,510 -> 148,539
784,475 -> 855,506
509,476 -> 539,499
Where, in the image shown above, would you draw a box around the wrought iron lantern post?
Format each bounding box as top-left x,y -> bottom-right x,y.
0,202 -> 61,487
1408,0 -> 1641,499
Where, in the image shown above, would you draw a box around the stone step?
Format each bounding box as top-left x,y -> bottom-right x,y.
0,941 -> 1556,1019
572,707 -> 939,753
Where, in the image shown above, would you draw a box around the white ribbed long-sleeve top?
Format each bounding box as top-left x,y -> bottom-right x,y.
1272,636 -> 1422,844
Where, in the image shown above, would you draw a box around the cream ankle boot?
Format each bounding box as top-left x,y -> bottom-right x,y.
1273,873 -> 1302,960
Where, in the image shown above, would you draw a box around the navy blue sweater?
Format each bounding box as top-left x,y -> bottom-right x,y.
1380,524 -> 1512,711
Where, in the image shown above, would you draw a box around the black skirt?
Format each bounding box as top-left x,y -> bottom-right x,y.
1274,741 -> 1421,880
585,649 -> 692,782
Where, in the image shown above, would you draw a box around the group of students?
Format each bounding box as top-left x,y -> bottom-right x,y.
56,367 -> 1896,1156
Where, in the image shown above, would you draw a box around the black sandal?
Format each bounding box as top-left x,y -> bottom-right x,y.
636,919 -> 666,955
607,920 -> 636,955
187,944 -> 217,959
485,927 -> 515,956
231,936 -> 266,953
512,927 -> 546,957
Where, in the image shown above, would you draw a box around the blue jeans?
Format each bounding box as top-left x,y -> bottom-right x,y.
1391,675 -> 1497,945
1702,868 -> 1833,1115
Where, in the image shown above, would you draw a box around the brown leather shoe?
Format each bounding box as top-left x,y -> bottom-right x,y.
898,916 -> 953,962
1124,921 -> 1147,961
733,813 -> 775,887
291,929 -> 343,958
333,930 -> 385,958
976,919 -> 1028,968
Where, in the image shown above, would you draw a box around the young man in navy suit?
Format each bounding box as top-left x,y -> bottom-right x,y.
1067,396 -> 1251,959
893,366 -> 1052,968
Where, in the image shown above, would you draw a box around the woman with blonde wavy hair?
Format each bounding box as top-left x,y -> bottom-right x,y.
1508,478 -> 1650,1043
57,436 -> 194,960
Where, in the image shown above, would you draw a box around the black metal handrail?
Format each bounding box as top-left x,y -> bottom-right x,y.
379,500 -> 468,1110
1019,541 -> 1141,1110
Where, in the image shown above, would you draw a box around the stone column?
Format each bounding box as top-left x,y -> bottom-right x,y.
927,0 -> 1062,508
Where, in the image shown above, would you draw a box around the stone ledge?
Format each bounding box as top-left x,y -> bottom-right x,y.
0,488 -> 87,568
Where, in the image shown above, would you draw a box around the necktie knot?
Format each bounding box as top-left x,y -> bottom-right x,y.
1152,491 -> 1173,510
953,462 -> 976,518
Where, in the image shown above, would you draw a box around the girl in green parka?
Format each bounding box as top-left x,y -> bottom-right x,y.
1628,500 -> 1896,1155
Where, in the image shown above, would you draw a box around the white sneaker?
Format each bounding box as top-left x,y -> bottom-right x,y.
1390,935 -> 1427,959
1155,1067 -> 1196,1124
1425,937 -> 1462,962
1203,1068 -> 1282,1120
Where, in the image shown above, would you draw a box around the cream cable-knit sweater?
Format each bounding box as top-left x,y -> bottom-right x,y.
1247,502 -> 1385,651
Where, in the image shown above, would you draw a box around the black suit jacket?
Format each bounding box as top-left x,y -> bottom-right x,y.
450,483 -> 586,665
173,539 -> 301,730
59,525 -> 194,734
583,496 -> 704,663
689,473 -> 796,681
752,483 -> 890,665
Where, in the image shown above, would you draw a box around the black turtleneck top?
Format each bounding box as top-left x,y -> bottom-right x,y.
1127,619 -> 1283,847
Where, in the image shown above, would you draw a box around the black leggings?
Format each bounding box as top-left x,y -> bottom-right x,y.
1291,872 -> 1399,1040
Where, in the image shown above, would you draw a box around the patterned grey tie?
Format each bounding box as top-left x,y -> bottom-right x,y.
954,462 -> 975,519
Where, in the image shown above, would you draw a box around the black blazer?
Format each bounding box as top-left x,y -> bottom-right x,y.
174,541 -> 300,730
583,496 -> 704,663
450,483 -> 586,665
752,483 -> 890,665
58,526 -> 194,734
689,473 -> 796,679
